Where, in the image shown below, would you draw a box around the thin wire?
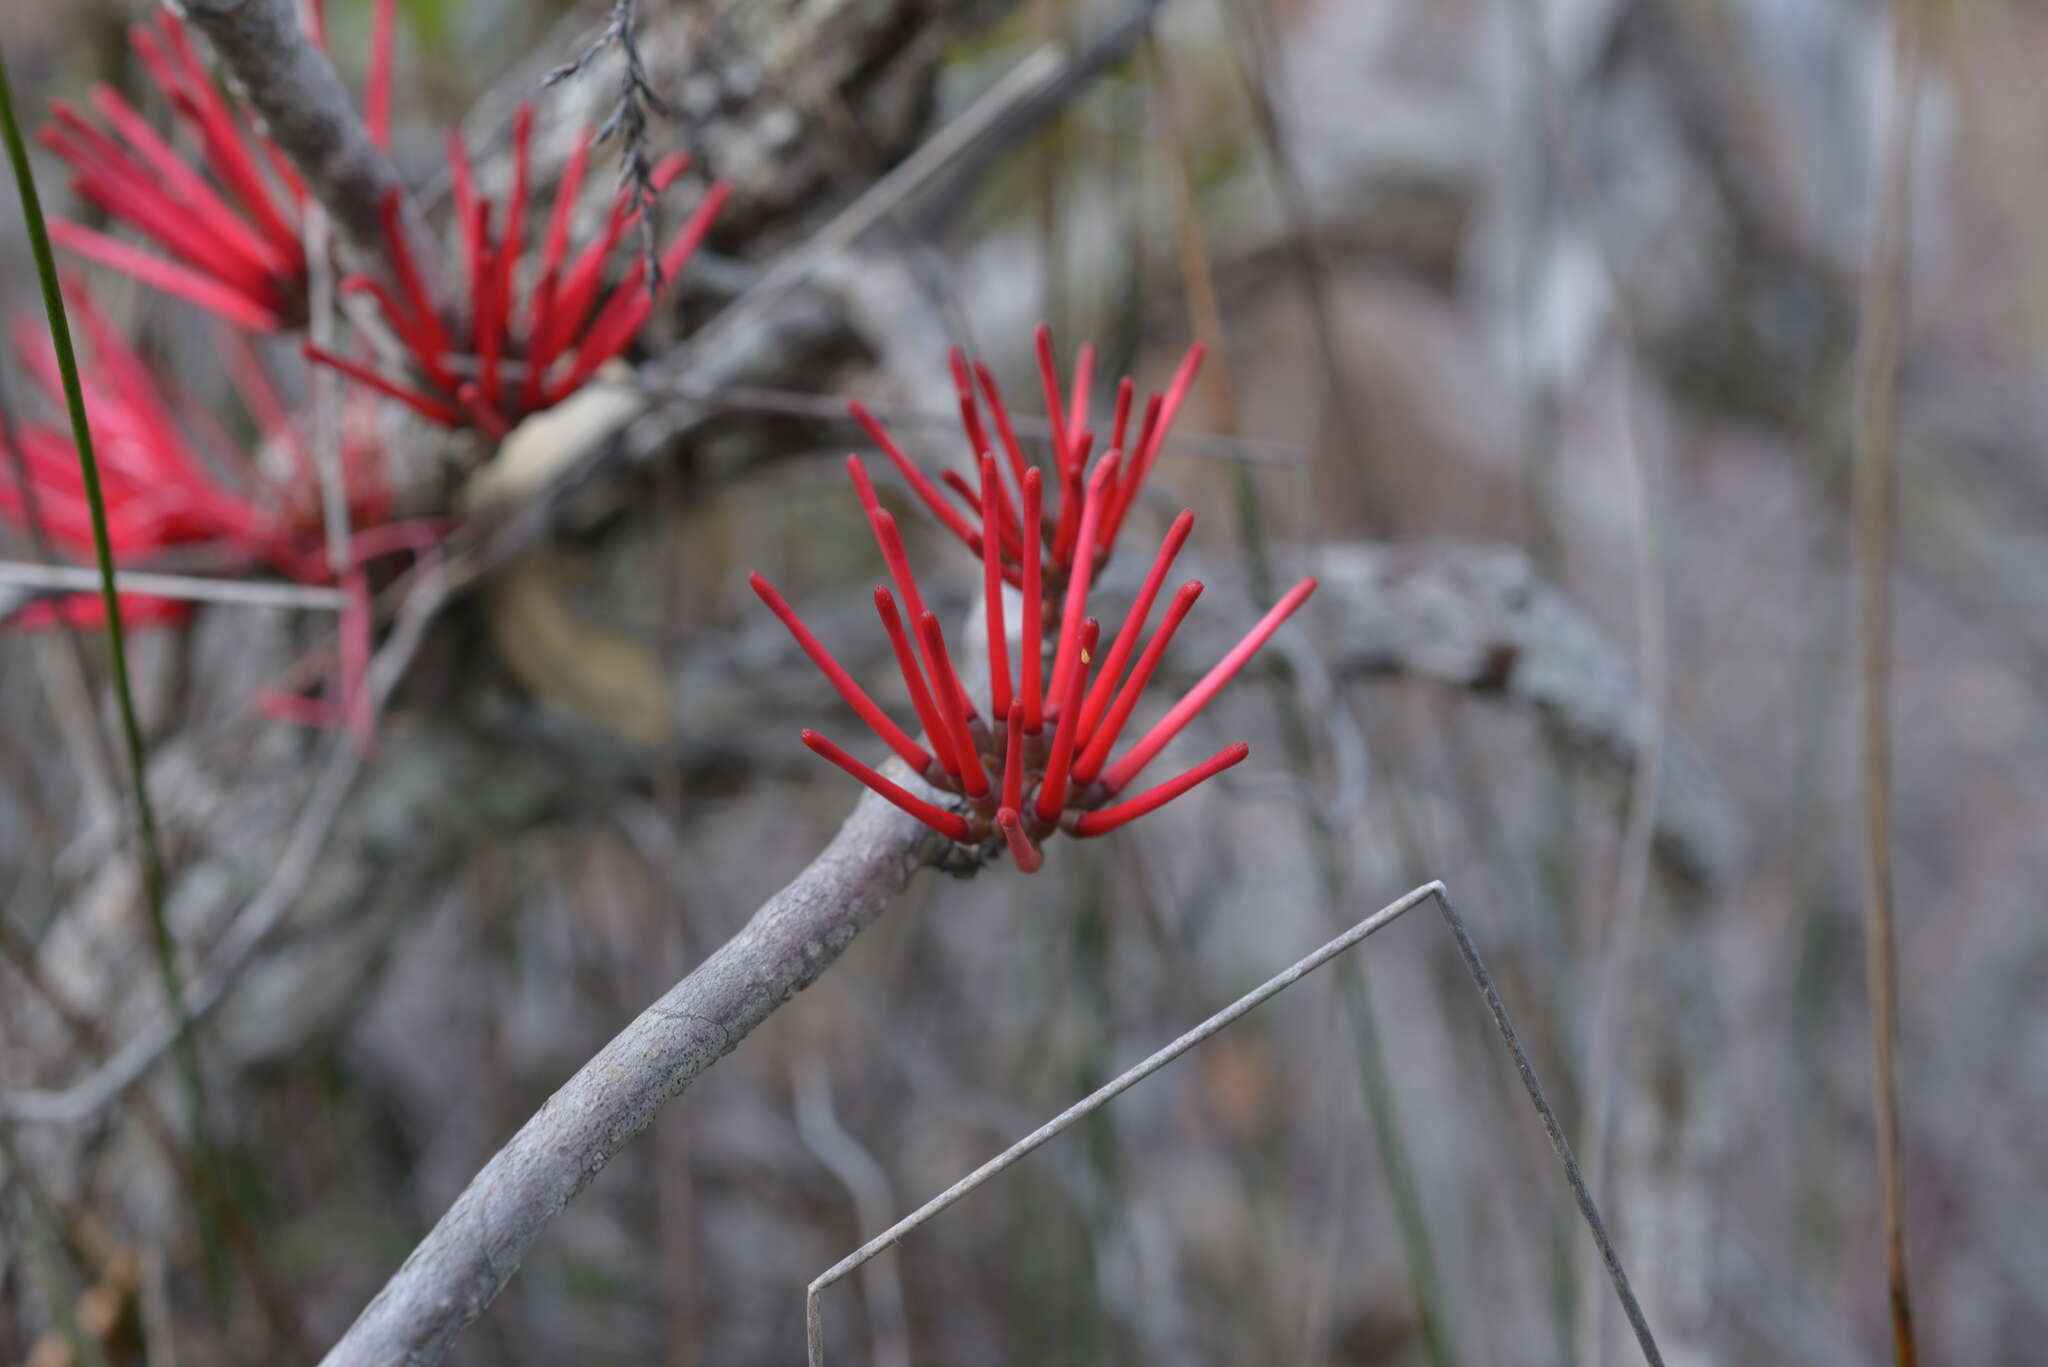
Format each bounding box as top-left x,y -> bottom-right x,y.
804,882 -> 1665,1367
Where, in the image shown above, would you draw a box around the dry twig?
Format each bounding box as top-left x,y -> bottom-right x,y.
547,0 -> 673,287
1851,3 -> 1927,1362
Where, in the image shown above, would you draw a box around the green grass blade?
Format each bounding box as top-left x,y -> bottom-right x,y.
0,42 -> 226,1295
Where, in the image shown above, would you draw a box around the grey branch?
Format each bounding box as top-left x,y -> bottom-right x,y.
319,779 -> 947,1367
175,0 -> 434,284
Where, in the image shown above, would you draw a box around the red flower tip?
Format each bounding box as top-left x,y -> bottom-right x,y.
1099,576 -> 1316,796
846,453 -> 882,518
752,572 -> 934,776
997,806 -> 1044,873
804,730 -> 974,843
367,0 -> 398,152
1001,699 -> 1026,815
850,398 -> 982,554
1069,742 -> 1247,838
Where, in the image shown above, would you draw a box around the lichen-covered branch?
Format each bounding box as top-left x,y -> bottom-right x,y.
318,781 -> 945,1367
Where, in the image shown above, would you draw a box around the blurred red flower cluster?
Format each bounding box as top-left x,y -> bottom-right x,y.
5,0 -> 726,742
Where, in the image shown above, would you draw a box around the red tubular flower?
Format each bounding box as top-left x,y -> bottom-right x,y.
980,454 -> 1012,718
1045,451 -> 1118,721
996,806 -> 1044,873
1001,699 -> 1026,815
310,103 -> 731,434
804,730 -> 973,843
874,586 -> 961,784
1074,508 -> 1193,741
40,13 -> 308,331
761,331 -> 1318,870
915,611 -> 989,799
1069,743 -> 1250,837
1018,467 -> 1045,733
751,572 -> 933,776
1096,576 -> 1317,796
1071,580 -> 1204,788
1033,617 -> 1097,826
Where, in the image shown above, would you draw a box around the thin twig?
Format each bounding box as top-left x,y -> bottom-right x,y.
1851,3 -> 1926,1363
1578,366 -> 1667,1367
1216,0 -> 1382,530
0,561 -> 350,611
909,0 -> 1170,235
547,0 -> 673,286
804,883 -> 1665,1367
1146,35 -> 1459,1363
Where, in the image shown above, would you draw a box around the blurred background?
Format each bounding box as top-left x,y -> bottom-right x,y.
2,0 -> 2044,1363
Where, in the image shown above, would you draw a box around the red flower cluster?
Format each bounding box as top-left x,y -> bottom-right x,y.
304,106 -> 731,437
39,10 -> 315,333
0,284 -> 429,736
10,0 -> 725,740
753,329 -> 1316,870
